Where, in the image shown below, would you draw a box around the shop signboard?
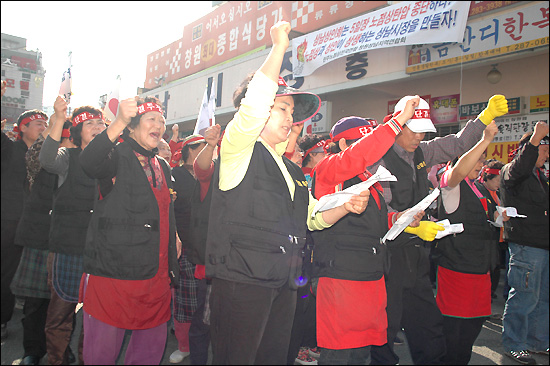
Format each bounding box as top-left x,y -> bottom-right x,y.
406,2 -> 550,74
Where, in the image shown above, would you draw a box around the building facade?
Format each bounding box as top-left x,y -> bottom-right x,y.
140,0 -> 549,165
1,33 -> 46,128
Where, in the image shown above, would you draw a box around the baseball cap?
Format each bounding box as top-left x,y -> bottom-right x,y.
330,116 -> 378,141
277,77 -> 321,125
394,96 -> 436,133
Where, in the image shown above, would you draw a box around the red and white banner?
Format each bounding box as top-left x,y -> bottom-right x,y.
292,1 -> 471,77
194,80 -> 216,136
104,75 -> 121,122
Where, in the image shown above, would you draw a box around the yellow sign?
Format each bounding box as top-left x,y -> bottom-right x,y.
406,37 -> 549,74
530,94 -> 549,113
201,39 -> 216,62
487,142 -> 519,164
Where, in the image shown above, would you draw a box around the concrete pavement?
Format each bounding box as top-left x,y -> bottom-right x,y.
2,271 -> 548,365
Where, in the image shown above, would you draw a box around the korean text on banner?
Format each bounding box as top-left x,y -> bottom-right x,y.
292,1 -> 471,77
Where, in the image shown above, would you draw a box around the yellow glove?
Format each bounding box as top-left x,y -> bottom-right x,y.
404,221 -> 444,242
477,95 -> 508,125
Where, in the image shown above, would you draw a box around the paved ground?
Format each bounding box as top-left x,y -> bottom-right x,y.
2,271 -> 548,365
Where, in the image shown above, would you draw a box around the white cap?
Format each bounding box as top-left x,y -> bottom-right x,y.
394,96 -> 436,133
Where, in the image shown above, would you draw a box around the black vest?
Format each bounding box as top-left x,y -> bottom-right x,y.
310,174 -> 389,281
205,143 -> 309,289
83,141 -> 179,285
49,148 -> 96,255
171,165 -> 199,257
500,167 -> 549,249
1,137 -> 28,221
187,159 -> 218,265
382,146 -> 429,247
14,168 -> 57,250
433,180 -> 498,274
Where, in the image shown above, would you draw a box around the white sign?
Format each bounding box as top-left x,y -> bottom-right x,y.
493,113 -> 549,143
292,1 -> 470,77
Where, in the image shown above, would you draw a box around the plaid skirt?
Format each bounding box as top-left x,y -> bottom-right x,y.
52,252 -> 83,303
173,253 -> 198,322
10,247 -> 50,299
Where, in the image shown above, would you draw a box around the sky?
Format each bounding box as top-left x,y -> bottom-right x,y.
1,1 -> 213,109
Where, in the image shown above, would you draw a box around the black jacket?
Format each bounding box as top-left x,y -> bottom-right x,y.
205,142 -> 309,289
382,146 -> 430,248
15,168 -> 57,250
80,131 -> 179,285
49,148 -> 95,255
171,164 -> 199,258
500,142 -> 549,250
311,174 -> 388,281
434,179 -> 499,274
1,133 -> 28,221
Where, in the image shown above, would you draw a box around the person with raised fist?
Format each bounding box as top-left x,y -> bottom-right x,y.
500,121 -> 549,365
368,94 -> 509,365
205,21 -> 371,365
1,78 -> 48,348
79,96 -> 181,365
39,96 -> 106,365
433,121 -> 503,365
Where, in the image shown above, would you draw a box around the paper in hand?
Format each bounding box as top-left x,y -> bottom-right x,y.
489,206 -> 527,227
312,165 -> 397,216
434,219 -> 464,239
382,188 -> 440,243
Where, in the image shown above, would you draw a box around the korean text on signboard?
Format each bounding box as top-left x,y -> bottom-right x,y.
431,94 -> 460,124
144,1 -> 386,89
460,97 -> 521,120
407,2 -> 550,73
292,1 -> 471,77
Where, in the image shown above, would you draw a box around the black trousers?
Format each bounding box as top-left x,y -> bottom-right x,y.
189,278 -> 211,365
441,316 -> 486,365
1,219 -> 23,325
286,283 -> 317,364
209,278 -> 296,365
371,244 -> 446,365
22,296 -> 50,358
319,345 -> 371,365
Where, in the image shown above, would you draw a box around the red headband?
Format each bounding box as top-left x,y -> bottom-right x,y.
181,136 -> 205,148
14,114 -> 47,140
73,112 -> 103,126
483,168 -> 501,176
20,113 -> 47,127
137,102 -> 163,115
332,125 -> 375,142
303,140 -> 327,160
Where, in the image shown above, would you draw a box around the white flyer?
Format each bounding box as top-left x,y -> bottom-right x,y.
434,219 -> 464,239
489,206 -> 527,227
312,165 -> 397,216
382,188 -> 441,243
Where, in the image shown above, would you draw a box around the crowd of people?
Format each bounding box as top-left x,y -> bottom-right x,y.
1,21 -> 548,366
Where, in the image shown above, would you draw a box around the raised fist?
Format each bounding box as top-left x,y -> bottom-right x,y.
117,98 -> 138,125
482,121 -> 499,142
204,124 -> 221,147
54,96 -> 68,119
270,21 -> 291,48
478,95 -> 508,125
